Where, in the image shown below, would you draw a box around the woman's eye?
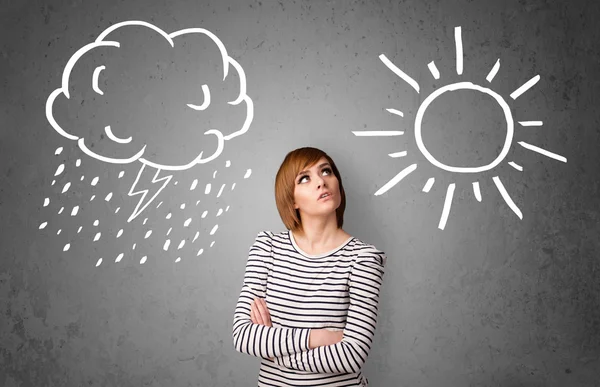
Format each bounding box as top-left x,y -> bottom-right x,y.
298,168 -> 331,184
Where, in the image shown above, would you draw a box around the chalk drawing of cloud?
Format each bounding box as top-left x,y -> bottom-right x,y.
45,20 -> 254,223
46,20 -> 253,171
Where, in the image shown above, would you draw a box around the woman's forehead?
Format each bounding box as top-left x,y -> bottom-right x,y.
301,157 -> 330,171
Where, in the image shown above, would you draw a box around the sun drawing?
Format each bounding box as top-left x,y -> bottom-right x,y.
353,26 -> 567,230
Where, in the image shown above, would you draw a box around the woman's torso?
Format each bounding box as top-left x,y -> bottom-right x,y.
257,230 -> 369,386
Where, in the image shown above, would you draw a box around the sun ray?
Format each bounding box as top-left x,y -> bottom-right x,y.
492,176 -> 522,219
510,75 -> 540,100
388,151 -> 407,158
518,121 -> 543,127
386,108 -> 404,117
374,163 -> 417,196
508,161 -> 523,171
352,131 -> 404,136
438,183 -> 456,230
427,61 -> 440,79
379,54 -> 420,93
486,59 -> 500,82
455,26 -> 463,75
472,181 -> 482,202
422,177 -> 435,192
518,141 -> 567,162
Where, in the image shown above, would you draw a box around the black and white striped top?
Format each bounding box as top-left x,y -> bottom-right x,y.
232,230 -> 387,386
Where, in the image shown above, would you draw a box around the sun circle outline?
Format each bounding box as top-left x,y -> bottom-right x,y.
414,81 -> 514,173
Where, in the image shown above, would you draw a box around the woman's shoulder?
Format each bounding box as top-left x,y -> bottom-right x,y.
348,235 -> 384,253
253,230 -> 289,244
348,237 -> 387,266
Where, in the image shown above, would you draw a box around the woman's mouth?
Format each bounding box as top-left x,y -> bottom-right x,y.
318,192 -> 332,201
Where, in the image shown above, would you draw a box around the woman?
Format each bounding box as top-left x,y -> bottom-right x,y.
232,147 -> 387,386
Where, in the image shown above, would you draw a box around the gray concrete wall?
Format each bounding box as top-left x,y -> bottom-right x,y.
1,0 -> 599,385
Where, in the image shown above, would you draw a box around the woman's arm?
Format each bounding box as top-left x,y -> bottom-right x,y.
250,298 -> 344,361
274,249 -> 386,373
232,231 -> 314,358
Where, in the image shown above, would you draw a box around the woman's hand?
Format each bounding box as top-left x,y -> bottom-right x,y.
250,297 -> 274,361
250,297 -> 272,327
308,329 -> 344,349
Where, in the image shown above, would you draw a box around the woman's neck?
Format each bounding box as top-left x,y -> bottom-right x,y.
292,216 -> 349,254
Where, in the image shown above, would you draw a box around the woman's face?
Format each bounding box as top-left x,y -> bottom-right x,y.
293,156 -> 341,218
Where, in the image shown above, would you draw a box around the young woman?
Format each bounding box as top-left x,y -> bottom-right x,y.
232,147 -> 387,386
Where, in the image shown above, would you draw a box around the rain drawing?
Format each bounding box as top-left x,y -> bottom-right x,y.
41,20 -> 254,264
354,26 -> 567,230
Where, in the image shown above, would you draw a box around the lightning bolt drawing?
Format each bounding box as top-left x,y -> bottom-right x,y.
127,163 -> 173,222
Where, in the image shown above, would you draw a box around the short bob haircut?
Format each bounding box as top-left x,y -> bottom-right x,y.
275,147 -> 346,232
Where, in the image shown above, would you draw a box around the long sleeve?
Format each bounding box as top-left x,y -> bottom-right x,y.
232,231 -> 312,358
274,249 -> 386,373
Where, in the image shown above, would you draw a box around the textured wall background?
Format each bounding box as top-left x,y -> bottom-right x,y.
1,0 -> 599,386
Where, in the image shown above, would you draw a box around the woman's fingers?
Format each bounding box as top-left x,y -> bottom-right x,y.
264,301 -> 272,325
250,301 -> 257,324
250,297 -> 273,327
254,298 -> 265,324
252,298 -> 272,326
252,299 -> 264,325
251,300 -> 262,324
263,299 -> 272,326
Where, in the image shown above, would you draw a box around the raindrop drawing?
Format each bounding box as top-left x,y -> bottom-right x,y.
355,26 -> 567,230
41,20 -> 255,264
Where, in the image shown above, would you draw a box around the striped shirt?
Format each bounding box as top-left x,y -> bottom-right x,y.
232,230 -> 387,386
